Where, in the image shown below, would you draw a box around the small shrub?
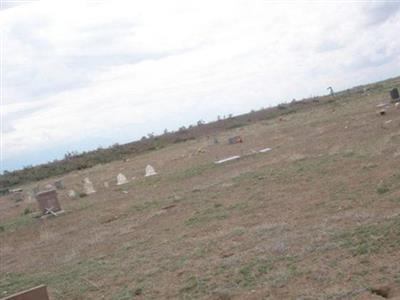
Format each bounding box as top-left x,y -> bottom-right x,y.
228,123 -> 246,129
134,288 -> 142,296
79,192 -> 88,198
376,182 -> 389,194
23,208 -> 32,215
173,136 -> 195,144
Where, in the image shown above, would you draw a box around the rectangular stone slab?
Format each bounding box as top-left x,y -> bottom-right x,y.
0,285 -> 49,300
36,189 -> 61,214
214,155 -> 241,164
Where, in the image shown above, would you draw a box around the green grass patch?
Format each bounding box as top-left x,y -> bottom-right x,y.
227,123 -> 247,129
129,199 -> 161,212
232,171 -> 266,185
113,287 -> 134,300
0,213 -> 40,232
179,276 -> 209,298
233,255 -> 299,288
185,205 -> 229,226
376,183 -> 390,195
228,202 -> 250,212
376,173 -> 400,195
237,259 -> 274,287
332,216 -> 400,256
0,258 -> 112,298
171,163 -> 216,181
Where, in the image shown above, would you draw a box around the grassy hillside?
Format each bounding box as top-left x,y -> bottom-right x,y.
2,76 -> 398,189
0,76 -> 400,299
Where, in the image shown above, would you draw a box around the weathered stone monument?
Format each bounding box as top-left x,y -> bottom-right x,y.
390,88 -> 399,102
54,179 -> 64,190
116,173 -> 129,185
103,181 -> 109,188
228,136 -> 243,145
83,177 -> 96,194
145,165 -> 157,177
36,189 -> 62,215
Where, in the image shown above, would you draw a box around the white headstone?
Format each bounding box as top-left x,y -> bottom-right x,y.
83,177 -> 96,194
117,173 -> 129,185
68,190 -> 77,198
145,165 -> 157,177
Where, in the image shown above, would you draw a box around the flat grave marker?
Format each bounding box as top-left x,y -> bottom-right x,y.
0,285 -> 49,300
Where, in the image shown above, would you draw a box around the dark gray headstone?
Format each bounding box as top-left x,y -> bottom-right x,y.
390,88 -> 399,101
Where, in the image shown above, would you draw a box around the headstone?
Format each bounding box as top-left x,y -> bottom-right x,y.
116,173 -> 129,185
390,88 -> 399,102
67,190 -> 77,198
0,285 -> 49,300
228,136 -> 243,145
83,177 -> 96,194
103,181 -> 109,188
36,189 -> 62,215
54,179 -> 64,190
145,165 -> 157,177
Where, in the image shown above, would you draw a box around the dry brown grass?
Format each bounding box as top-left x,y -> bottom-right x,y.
1,77 -> 400,299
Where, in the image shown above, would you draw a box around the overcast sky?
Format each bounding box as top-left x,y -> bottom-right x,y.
1,0 -> 400,171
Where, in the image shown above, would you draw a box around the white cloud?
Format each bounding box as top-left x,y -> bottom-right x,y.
2,0 -> 400,169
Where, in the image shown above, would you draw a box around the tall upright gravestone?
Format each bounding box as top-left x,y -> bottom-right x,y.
83,177 -> 96,194
145,165 -> 157,177
117,173 -> 129,185
390,88 -> 399,102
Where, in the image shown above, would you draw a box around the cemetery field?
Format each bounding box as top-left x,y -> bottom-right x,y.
1,78 -> 400,299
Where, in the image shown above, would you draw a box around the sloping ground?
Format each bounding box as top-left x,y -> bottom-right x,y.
1,80 -> 400,299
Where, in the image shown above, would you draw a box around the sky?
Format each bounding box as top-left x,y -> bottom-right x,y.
1,0 -> 400,172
